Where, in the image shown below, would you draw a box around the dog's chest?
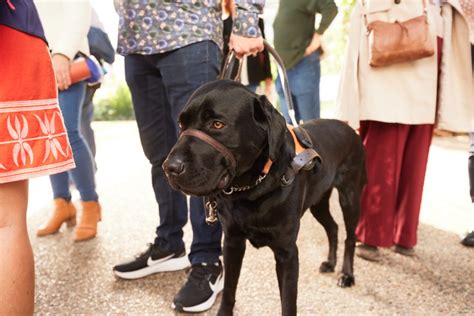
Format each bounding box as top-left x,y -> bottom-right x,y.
219,203 -> 289,248
245,226 -> 281,248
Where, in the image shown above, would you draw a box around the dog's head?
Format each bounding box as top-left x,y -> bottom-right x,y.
163,80 -> 287,196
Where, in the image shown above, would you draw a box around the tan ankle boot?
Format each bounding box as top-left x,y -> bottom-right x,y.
37,198 -> 77,236
74,201 -> 101,242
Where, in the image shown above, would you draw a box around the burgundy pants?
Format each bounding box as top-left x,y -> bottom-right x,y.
356,121 -> 433,248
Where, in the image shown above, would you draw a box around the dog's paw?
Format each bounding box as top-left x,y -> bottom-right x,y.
319,261 -> 335,273
337,273 -> 355,288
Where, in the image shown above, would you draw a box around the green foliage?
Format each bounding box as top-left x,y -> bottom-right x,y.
94,83 -> 135,121
321,0 -> 356,75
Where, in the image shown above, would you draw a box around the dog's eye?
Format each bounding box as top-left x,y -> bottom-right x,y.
212,121 -> 225,129
178,121 -> 183,130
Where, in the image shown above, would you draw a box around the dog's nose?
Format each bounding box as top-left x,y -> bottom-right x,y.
163,157 -> 185,176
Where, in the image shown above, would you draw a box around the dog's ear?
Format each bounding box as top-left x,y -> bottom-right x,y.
253,95 -> 287,161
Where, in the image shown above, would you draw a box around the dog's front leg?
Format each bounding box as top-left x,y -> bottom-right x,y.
217,234 -> 246,316
273,244 -> 299,316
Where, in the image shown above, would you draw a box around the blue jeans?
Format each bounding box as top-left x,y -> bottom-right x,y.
276,51 -> 321,124
246,83 -> 258,93
81,84 -> 99,159
50,82 -> 98,201
124,41 -> 222,265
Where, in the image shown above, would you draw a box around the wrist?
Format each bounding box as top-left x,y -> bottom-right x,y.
52,53 -> 71,62
232,11 -> 261,38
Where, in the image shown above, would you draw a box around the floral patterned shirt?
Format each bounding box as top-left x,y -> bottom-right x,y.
115,0 -> 265,56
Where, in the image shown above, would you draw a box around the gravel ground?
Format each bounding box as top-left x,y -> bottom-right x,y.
28,122 -> 473,315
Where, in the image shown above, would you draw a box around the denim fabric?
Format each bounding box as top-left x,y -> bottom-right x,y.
50,82 -> 98,202
246,83 -> 259,93
275,50 -> 321,124
125,41 -> 222,265
0,0 -> 46,42
88,26 -> 115,64
80,84 -> 99,159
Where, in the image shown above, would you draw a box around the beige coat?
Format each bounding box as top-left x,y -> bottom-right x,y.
437,0 -> 474,132
34,0 -> 91,60
335,0 -> 474,132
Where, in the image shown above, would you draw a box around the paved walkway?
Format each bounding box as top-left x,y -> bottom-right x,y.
28,121 -> 473,315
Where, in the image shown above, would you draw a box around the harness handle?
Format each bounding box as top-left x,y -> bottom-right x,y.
219,40 -> 298,126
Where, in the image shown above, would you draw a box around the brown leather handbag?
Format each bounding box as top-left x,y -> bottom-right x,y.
363,0 -> 435,67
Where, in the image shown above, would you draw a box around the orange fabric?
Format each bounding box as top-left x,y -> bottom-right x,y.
70,58 -> 91,84
260,125 -> 305,175
262,158 -> 272,174
0,25 -> 75,183
286,124 -> 305,154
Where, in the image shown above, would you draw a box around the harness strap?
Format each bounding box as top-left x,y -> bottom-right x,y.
288,124 -> 306,154
292,125 -> 313,148
282,125 -> 322,186
262,159 -> 273,174
233,125 -> 313,180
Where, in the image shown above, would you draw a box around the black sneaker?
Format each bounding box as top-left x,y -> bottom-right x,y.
172,261 -> 224,313
113,243 -> 190,279
461,231 -> 474,247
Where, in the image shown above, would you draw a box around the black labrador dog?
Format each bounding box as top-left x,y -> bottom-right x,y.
163,80 -> 366,315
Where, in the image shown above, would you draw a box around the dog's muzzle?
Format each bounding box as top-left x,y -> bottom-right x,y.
179,129 -> 236,171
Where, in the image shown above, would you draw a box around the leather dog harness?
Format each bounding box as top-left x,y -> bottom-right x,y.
281,125 -> 322,186
179,125 -> 322,224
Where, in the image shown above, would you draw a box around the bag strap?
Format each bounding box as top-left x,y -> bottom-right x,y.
362,0 -> 428,27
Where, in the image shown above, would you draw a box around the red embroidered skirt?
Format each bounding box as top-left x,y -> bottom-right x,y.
0,25 -> 75,184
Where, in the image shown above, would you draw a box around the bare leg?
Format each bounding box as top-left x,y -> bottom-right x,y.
0,180 -> 34,315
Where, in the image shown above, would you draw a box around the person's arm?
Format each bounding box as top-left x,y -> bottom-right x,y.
52,0 -> 90,90
36,0 -> 91,90
50,0 -> 91,60
51,54 -> 72,91
229,0 -> 265,58
305,0 -> 338,56
314,0 -> 338,35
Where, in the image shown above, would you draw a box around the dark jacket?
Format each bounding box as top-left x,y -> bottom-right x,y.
0,0 -> 46,42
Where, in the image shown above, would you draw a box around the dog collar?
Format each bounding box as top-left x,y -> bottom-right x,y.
205,125 -> 321,224
223,125 -> 321,194
223,150 -> 273,195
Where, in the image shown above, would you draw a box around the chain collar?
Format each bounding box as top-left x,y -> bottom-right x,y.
222,173 -> 267,195
205,173 -> 268,225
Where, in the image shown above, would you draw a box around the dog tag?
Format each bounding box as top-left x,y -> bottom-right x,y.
205,200 -> 219,225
